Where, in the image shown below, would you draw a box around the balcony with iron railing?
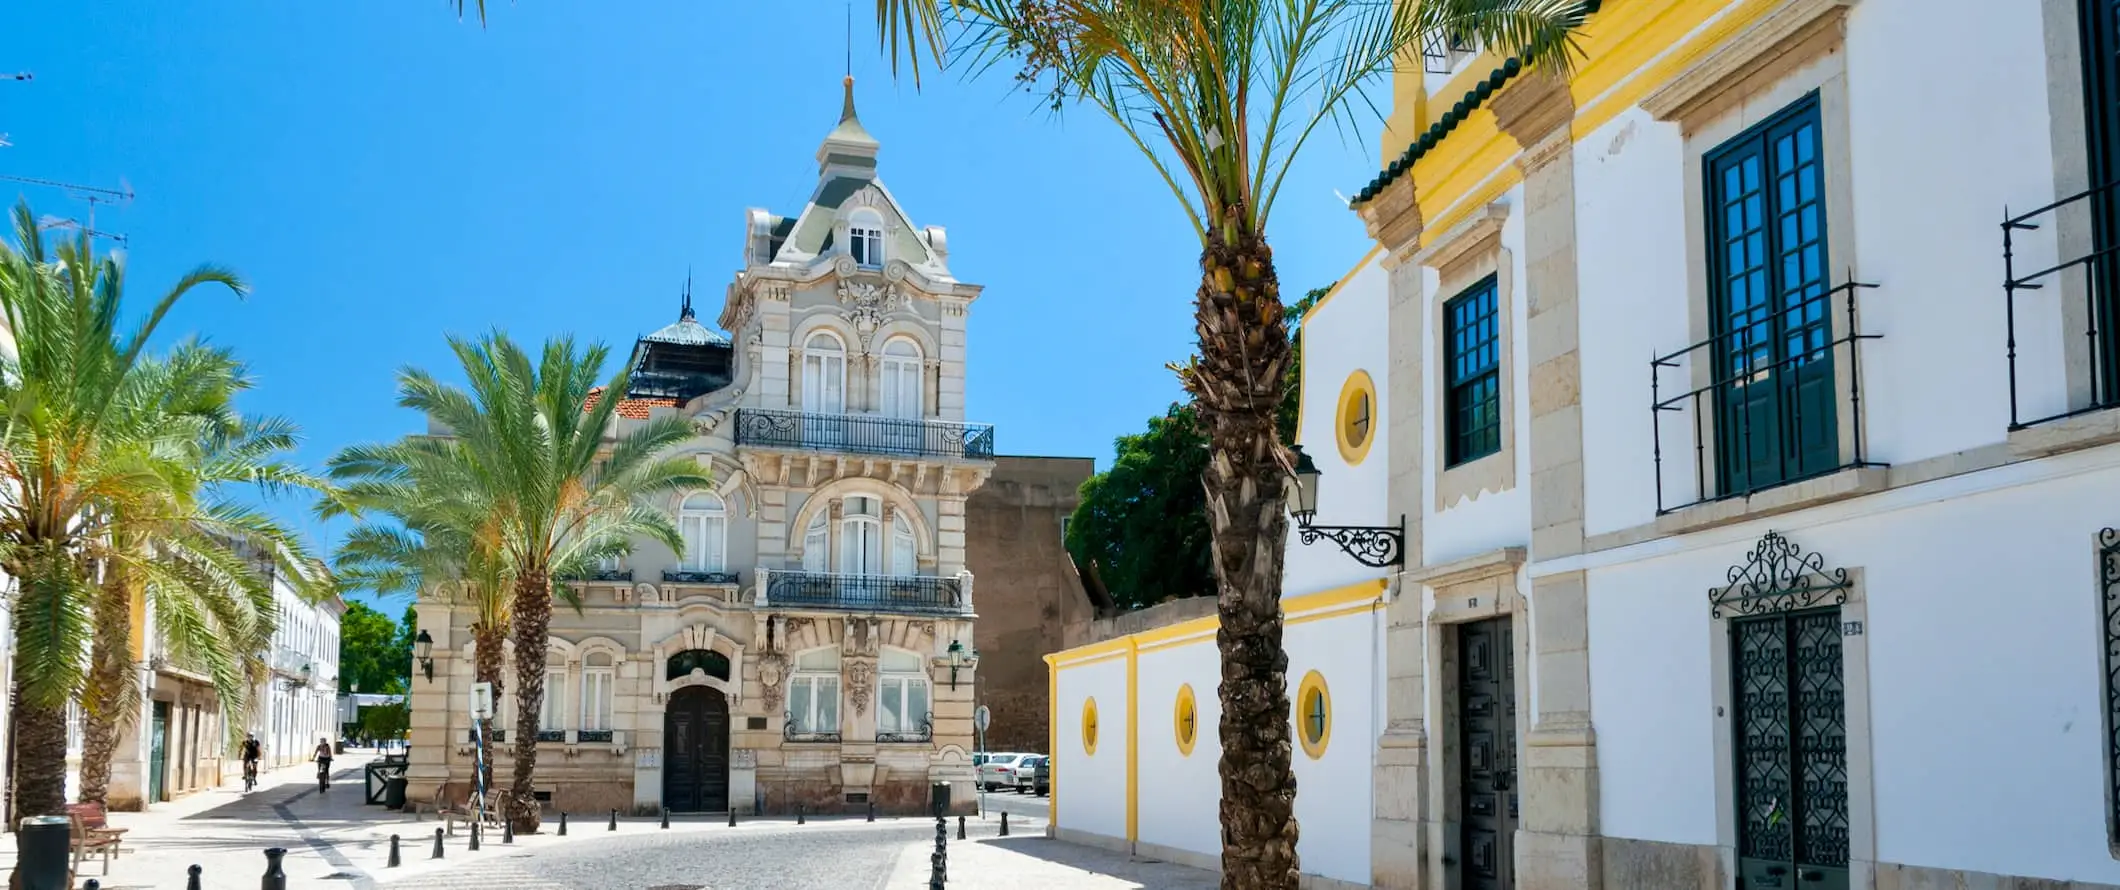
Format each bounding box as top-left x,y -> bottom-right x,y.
662,568 -> 740,585
1650,278 -> 1884,514
733,408 -> 995,461
757,569 -> 970,615
2004,181 -> 2120,429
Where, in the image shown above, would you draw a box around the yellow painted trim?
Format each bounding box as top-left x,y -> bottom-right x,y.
1124,636 -> 1139,842
1285,577 -> 1390,613
1571,0 -> 1785,143
1050,634 -> 1135,667
1173,683 -> 1198,757
1422,165 -> 1525,249
1045,578 -> 1390,665
1287,600 -> 1387,628
1295,669 -> 1331,760
1081,696 -> 1100,756
1334,370 -> 1378,466
1045,653 -> 1057,826
1295,245 -> 1385,442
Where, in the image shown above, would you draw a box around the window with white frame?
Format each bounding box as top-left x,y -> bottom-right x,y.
841,495 -> 884,576
581,652 -> 614,733
540,668 -> 567,730
891,511 -> 917,576
849,210 -> 885,268
678,491 -> 728,572
786,647 -> 841,735
802,332 -> 847,415
877,648 -> 930,737
880,338 -> 923,419
803,509 -> 830,572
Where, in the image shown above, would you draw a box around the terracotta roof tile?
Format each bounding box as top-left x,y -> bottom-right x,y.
583,386 -> 680,420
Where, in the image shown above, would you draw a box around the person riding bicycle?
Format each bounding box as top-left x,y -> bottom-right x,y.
239,734 -> 262,788
313,738 -> 333,793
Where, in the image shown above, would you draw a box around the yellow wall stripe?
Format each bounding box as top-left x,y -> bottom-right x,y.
1050,577 -> 1390,669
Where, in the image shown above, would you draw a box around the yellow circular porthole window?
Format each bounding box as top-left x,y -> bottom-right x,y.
1336,371 -> 1376,465
1174,684 -> 1199,756
1082,697 -> 1100,755
1295,670 -> 1331,760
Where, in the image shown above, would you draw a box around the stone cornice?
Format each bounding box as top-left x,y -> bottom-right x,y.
1358,174 -> 1424,259
1642,0 -> 1855,125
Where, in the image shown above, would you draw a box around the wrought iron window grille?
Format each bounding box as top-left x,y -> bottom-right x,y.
559,568 -> 633,582
783,711 -> 842,744
733,408 -> 996,461
578,730 -> 615,744
535,730 -> 566,743
765,571 -> 967,614
2004,180 -> 2120,429
1650,277 -> 1885,515
876,711 -> 935,744
1708,531 -> 1851,619
662,569 -> 740,585
468,728 -> 507,743
2098,528 -> 2120,844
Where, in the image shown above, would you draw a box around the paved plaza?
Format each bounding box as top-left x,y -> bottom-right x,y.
0,754 -> 1212,889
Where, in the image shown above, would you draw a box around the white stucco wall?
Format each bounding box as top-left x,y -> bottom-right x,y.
1052,655 -> 1128,842
1283,609 -> 1380,886
1289,254 -> 1395,597
1587,449 -> 2120,883
1134,638 -> 1222,858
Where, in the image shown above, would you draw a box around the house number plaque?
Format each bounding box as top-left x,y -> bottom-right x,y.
1842,621 -> 1864,637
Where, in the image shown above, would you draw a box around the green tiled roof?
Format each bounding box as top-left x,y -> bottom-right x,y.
1350,1 -> 1602,207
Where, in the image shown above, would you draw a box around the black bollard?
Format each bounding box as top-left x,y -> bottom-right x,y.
503,817 -> 514,845
727,806 -> 737,827
1001,811 -> 1010,837
261,847 -> 288,890
387,834 -> 402,868
187,864 -> 203,890
83,883 -> 98,890
957,815 -> 965,840
867,800 -> 876,823
797,804 -> 806,825
431,828 -> 445,859
608,808 -> 618,831
558,812 -> 568,836
468,822 -> 481,852
660,807 -> 669,829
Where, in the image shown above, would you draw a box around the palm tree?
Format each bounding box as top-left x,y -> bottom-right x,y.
0,202 -> 308,817
76,352 -> 332,806
862,2 -> 1585,885
327,333 -> 708,832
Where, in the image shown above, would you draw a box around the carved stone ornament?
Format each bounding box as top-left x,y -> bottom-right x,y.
846,658 -> 875,716
910,620 -> 935,640
731,749 -> 757,769
837,279 -> 903,335
634,583 -> 660,604
758,653 -> 789,712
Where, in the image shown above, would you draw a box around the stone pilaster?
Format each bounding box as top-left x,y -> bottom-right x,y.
405,600 -> 455,803
937,302 -> 969,421
1493,71 -> 1600,890
936,497 -> 968,574
1358,171 -> 1430,889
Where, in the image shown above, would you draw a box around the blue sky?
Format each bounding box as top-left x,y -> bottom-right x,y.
0,2 -> 1383,594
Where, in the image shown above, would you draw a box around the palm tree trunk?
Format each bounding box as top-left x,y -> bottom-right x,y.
507,571 -> 551,833
1189,215 -> 1300,890
472,622 -> 505,802
77,561 -> 134,804
10,693 -> 68,819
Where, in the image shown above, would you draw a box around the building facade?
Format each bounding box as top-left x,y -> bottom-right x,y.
238,565 -> 346,775
1050,0 -> 2120,887
966,455 -> 1094,754
403,79 -> 992,817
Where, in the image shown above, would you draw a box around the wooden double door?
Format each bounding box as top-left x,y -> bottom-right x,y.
1459,617 -> 1518,890
662,686 -> 730,813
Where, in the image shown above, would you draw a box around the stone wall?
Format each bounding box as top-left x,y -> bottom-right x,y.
965,455 -> 1096,754
1058,595 -> 1218,651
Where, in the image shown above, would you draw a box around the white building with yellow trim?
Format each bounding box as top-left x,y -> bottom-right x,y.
1053,0 -> 2120,888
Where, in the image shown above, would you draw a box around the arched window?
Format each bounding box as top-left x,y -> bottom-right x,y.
788,647 -> 841,734
802,332 -> 846,415
840,495 -> 883,576
581,651 -> 615,735
848,209 -> 885,268
678,492 -> 727,572
891,511 -> 917,576
802,509 -> 830,572
880,338 -> 923,420
877,648 -> 930,738
539,659 -> 568,733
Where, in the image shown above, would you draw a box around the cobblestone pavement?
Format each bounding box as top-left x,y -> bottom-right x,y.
880,833 -> 1219,889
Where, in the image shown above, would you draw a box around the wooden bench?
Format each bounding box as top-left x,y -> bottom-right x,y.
420,783 -> 509,835
64,809 -> 121,877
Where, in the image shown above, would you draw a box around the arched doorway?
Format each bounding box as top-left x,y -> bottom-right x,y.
662,686 -> 730,812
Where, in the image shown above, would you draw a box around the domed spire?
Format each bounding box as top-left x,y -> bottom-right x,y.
818,75 -> 879,173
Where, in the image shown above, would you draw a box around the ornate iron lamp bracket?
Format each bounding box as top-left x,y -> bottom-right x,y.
1295,514 -> 1407,568
1708,530 -> 1851,619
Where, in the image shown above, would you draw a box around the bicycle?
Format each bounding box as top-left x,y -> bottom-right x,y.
316,758 -> 332,794
242,760 -> 258,793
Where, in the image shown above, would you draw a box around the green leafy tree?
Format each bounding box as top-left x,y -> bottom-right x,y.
326,333 -> 710,833
358,699 -> 411,742
337,601 -> 410,694
1066,403 -> 1214,610
1277,287 -> 1326,447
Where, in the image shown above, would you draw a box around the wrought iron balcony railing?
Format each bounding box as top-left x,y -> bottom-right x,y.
2005,180 -> 2120,428
876,711 -> 934,744
784,711 -> 841,744
535,730 -> 565,743
560,568 -> 633,583
761,570 -> 967,614
734,408 -> 995,461
1650,278 -> 1884,514
578,730 -> 614,743
663,568 -> 740,585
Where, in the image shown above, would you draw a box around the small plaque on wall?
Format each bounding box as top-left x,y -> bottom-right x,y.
635,749 -> 661,769
747,716 -> 768,731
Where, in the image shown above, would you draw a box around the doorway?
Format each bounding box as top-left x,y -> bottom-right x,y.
662,686 -> 730,812
1457,617 -> 1517,890
148,702 -> 169,804
1731,608 -> 1848,890
2080,0 -> 2120,397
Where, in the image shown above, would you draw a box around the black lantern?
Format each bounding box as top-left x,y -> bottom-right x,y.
946,640 -> 978,691
414,629 -> 435,682
283,662 -> 313,691
1288,444 -> 1406,568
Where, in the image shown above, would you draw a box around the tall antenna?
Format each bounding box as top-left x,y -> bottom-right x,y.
845,2 -> 853,78
0,174 -> 134,243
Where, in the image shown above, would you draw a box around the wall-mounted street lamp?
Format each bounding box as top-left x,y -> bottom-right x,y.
282,663 -> 313,691
946,639 -> 979,691
414,629 -> 435,682
1290,445 -> 1406,568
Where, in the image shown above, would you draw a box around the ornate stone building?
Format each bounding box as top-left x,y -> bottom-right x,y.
404,78 -> 991,817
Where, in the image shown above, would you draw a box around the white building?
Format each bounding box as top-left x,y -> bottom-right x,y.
244,561 -> 345,773
1049,0 -> 2120,887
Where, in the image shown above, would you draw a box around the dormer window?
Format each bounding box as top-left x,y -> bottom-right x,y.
848,209 -> 885,268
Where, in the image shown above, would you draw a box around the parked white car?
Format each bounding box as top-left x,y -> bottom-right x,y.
975,752 -> 1030,791
1012,755 -> 1048,793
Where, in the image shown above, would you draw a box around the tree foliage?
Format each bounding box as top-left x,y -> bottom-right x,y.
1066,403 -> 1214,610
337,601 -> 410,694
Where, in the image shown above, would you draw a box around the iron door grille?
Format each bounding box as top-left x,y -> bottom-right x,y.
1732,607 -> 1849,889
